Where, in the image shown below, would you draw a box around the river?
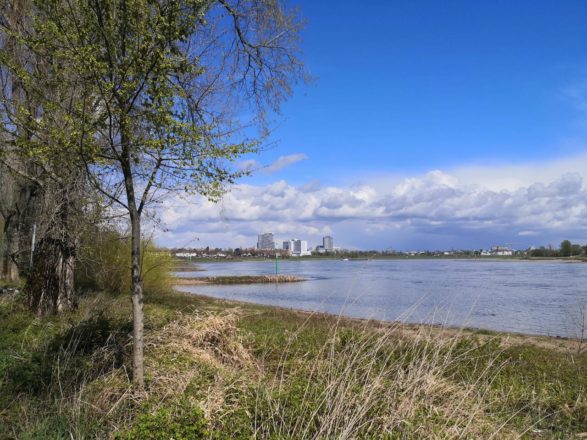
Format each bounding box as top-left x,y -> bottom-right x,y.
174,259 -> 587,338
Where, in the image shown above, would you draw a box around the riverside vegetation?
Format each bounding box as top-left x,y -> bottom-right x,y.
1,254 -> 587,438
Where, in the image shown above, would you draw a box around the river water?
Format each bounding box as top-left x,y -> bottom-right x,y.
174,259 -> 587,338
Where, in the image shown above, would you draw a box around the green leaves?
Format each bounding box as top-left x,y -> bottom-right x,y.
2,0 -> 304,212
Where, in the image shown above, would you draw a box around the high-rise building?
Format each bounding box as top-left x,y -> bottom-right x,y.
283,238 -> 310,256
323,236 -> 334,252
257,233 -> 275,250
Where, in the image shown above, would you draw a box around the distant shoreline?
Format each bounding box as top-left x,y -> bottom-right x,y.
174,255 -> 587,264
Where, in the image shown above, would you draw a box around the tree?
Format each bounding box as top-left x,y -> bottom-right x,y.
7,0 -> 304,386
561,240 -> 572,258
0,163 -> 30,283
0,0 -> 37,284
0,0 -> 98,313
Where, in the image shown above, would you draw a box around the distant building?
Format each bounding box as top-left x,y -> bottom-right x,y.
293,239 -> 310,256
491,246 -> 513,256
323,236 -> 334,252
257,233 -> 275,250
283,240 -> 293,252
314,245 -> 326,254
175,252 -> 198,258
283,238 -> 310,256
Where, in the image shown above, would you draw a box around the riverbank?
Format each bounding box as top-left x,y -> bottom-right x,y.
184,291 -> 586,353
1,289 -> 586,438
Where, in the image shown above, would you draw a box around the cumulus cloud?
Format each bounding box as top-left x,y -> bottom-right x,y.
156,159 -> 587,250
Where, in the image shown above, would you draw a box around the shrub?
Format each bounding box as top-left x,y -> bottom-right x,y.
77,228 -> 172,295
118,401 -> 209,440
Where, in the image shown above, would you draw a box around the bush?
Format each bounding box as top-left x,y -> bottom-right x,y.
77,229 -> 172,295
118,401 -> 209,440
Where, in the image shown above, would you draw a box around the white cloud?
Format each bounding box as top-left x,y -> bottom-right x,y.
518,230 -> 538,236
157,152 -> 587,250
263,153 -> 308,174
237,159 -> 260,173
451,151 -> 587,191
236,153 -> 309,176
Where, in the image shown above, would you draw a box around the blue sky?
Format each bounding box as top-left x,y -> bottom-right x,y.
264,0 -> 587,181
158,0 -> 587,251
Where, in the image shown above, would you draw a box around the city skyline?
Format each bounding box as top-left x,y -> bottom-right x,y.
257,233 -> 334,255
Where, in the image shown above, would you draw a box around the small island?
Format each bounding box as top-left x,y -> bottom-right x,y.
174,275 -> 305,285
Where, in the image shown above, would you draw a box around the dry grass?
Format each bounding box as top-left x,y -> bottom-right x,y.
75,307 -> 520,438
62,310 -> 533,438
155,311 -> 252,366
250,320 -> 519,439
147,311 -> 253,393
76,309 -> 255,434
7,292 -> 583,438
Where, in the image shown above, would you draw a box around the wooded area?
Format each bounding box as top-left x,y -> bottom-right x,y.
0,0 -> 304,386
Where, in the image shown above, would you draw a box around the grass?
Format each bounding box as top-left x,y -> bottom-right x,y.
1,288 -> 586,438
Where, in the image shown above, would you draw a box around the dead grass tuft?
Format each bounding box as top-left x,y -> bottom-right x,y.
151,310 -> 253,368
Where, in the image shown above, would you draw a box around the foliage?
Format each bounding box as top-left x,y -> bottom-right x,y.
561,240 -> 572,257
529,246 -> 561,258
2,0 -> 304,209
118,401 -> 209,440
0,0 -> 305,382
77,228 -> 173,295
534,240 -> 587,258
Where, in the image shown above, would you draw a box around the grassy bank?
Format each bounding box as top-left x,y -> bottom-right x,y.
1,288 -> 586,438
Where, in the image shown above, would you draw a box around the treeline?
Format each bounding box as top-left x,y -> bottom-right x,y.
529,240 -> 587,258
0,0 -> 304,386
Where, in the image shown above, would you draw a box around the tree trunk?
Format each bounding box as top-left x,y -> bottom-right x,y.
1,214 -> 20,283
130,210 -> 144,387
27,237 -> 75,315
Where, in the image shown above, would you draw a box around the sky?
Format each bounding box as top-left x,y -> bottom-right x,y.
156,0 -> 587,251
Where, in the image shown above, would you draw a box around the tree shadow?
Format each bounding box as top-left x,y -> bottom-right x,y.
3,313 -> 132,396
